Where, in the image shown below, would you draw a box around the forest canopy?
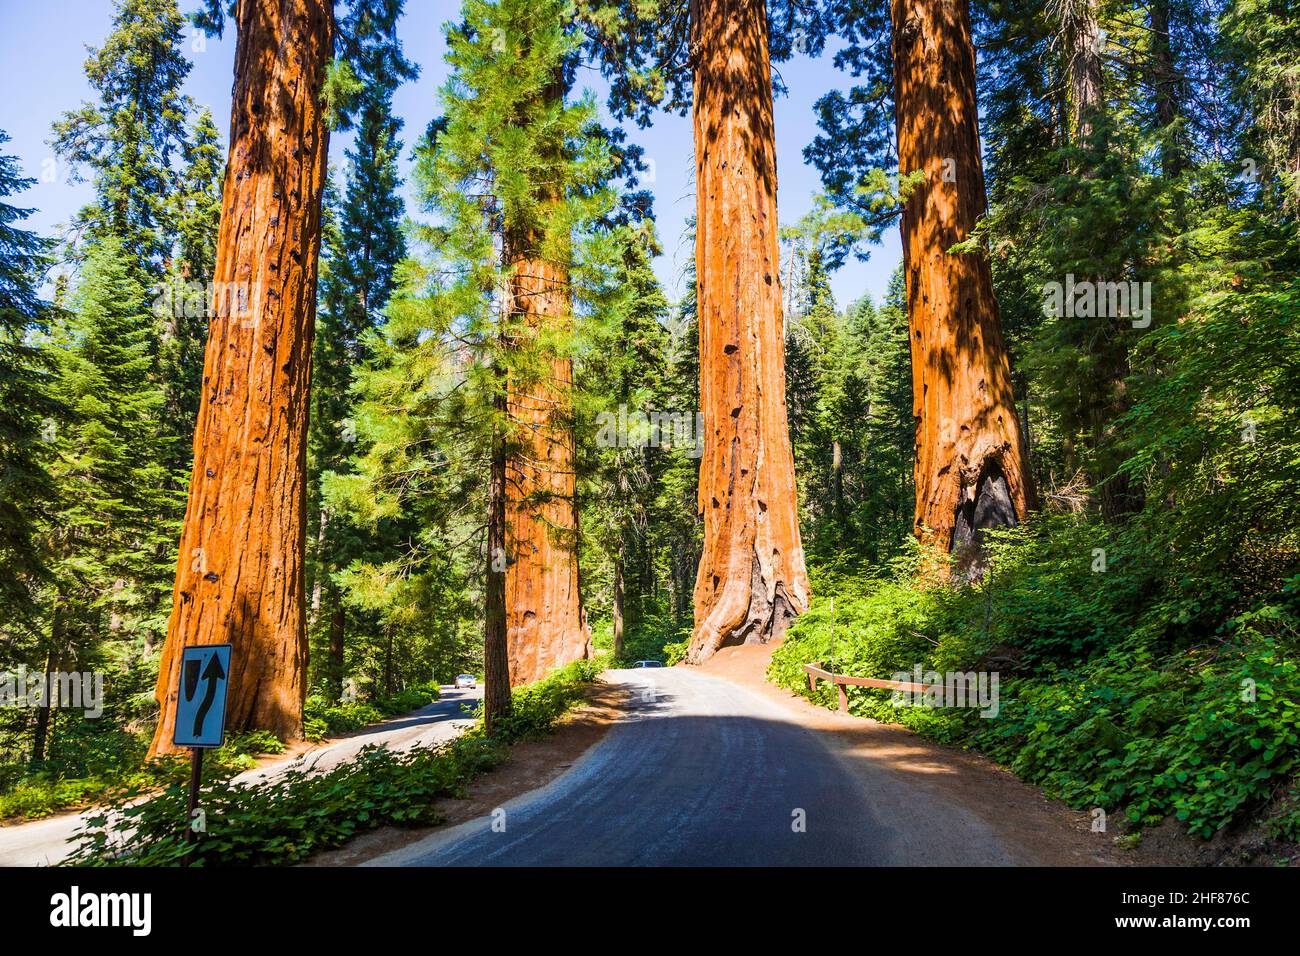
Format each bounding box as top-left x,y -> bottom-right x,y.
0,0 -> 1297,850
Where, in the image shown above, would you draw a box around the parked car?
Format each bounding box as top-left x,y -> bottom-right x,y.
455,674 -> 477,688
633,660 -> 664,668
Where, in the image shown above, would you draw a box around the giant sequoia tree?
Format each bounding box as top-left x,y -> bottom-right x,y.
581,0 -> 825,658
150,0 -> 333,754
891,0 -> 1033,566
501,64 -> 590,687
337,0 -> 616,730
438,0 -> 593,687
685,0 -> 809,659
808,0 -> 1032,570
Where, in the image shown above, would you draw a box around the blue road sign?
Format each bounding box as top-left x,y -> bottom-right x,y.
173,644 -> 232,748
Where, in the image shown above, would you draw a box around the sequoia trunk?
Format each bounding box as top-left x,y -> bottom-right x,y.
149,0 -> 332,756
502,242 -> 588,685
891,0 -> 1034,571
686,0 -> 810,663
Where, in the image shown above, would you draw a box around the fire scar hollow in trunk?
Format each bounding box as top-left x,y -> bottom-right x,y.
891,0 -> 1034,576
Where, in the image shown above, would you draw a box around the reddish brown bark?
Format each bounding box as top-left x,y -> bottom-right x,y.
149,0 -> 332,756
891,0 -> 1034,569
502,248 -> 589,685
686,0 -> 810,663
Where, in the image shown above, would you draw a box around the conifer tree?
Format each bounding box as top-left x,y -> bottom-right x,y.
443,0 -> 608,688
309,0 -> 417,701
51,0 -> 194,273
150,0 -> 334,754
49,1 -> 219,652
580,220 -> 672,657
157,107 -> 223,468
0,133 -> 59,626
36,236 -> 173,759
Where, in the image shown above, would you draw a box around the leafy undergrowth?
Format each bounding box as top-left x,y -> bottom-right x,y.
0,730 -> 284,823
591,612 -> 691,667
65,659 -> 602,866
303,681 -> 441,740
769,520 -> 1300,844
0,683 -> 441,823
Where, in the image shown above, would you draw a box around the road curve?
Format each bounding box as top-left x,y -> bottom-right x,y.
368,668 -> 1021,866
0,684 -> 482,867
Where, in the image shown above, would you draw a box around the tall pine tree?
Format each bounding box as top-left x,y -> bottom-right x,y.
0,133 -> 59,628
309,0 -> 418,701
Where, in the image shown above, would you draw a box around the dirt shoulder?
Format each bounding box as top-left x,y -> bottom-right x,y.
305,681 -> 628,866
692,641 -> 1130,866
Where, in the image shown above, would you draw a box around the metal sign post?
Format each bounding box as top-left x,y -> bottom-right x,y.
172,644 -> 232,865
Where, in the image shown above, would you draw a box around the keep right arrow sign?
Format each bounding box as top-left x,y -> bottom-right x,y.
173,644 -> 232,748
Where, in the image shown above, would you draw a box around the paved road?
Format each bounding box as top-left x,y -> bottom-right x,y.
369,669 -> 1019,866
0,684 -> 482,867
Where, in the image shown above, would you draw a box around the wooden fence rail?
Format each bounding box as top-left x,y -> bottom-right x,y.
802,662 -> 939,714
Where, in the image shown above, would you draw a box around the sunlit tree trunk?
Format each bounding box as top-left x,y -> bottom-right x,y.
686,0 -> 810,663
501,246 -> 589,684
308,506 -> 327,628
831,439 -> 844,522
1054,0 -> 1104,138
149,0 -> 332,756
891,0 -> 1034,574
499,63 -> 589,685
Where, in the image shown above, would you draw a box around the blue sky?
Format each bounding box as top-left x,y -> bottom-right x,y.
0,0 -> 901,309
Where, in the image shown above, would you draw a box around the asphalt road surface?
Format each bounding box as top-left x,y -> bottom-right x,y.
0,683 -> 482,867
368,668 -> 1021,866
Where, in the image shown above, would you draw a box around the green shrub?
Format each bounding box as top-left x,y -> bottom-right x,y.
484,658 -> 603,743
0,776 -> 108,820
0,727 -> 288,822
302,681 -> 441,740
769,576 -> 962,711
770,551 -> 1300,838
597,611 -> 692,667
973,627 -> 1300,838
67,735 -> 508,867
3,679 -> 444,822
66,659 -> 602,865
